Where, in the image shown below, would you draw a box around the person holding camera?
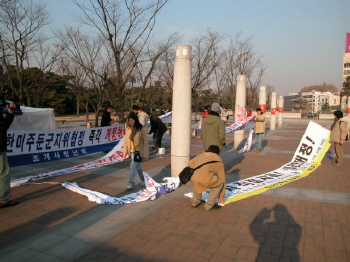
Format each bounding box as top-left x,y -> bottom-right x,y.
254,108 -> 266,153
0,103 -> 17,208
123,114 -> 145,189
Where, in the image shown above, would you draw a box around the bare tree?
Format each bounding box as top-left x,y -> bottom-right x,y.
133,32 -> 179,108
0,0 -> 50,104
72,0 -> 168,120
300,83 -> 338,93
220,33 -> 265,109
265,85 -> 276,109
55,27 -> 109,126
191,30 -> 224,93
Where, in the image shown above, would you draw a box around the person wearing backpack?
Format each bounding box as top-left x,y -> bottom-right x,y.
330,110 -> 347,167
189,145 -> 226,211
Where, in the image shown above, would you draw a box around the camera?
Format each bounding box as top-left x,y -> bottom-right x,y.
0,91 -> 23,115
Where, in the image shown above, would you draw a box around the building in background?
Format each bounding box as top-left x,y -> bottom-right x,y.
341,33 -> 350,110
284,91 -> 340,112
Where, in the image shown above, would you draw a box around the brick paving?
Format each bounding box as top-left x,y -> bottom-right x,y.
0,119 -> 349,262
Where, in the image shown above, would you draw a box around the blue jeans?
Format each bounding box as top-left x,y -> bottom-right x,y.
129,152 -> 144,186
255,133 -> 264,151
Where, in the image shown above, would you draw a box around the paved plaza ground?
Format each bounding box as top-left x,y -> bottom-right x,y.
0,118 -> 349,262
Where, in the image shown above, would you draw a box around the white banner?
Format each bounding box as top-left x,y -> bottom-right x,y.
225,116 -> 255,134
159,111 -> 172,124
62,173 -> 180,204
238,128 -> 254,154
8,125 -> 125,166
197,121 -> 331,205
13,121 -> 331,206
10,137 -> 125,187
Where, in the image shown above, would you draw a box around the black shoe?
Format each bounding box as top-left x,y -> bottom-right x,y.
0,200 -> 18,208
209,204 -> 222,211
191,200 -> 204,208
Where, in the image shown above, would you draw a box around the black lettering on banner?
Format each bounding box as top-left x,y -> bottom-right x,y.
246,178 -> 264,184
294,155 -> 308,162
71,131 -> 78,147
264,171 -> 283,178
78,131 -> 85,146
89,130 -> 96,144
299,143 -> 313,155
283,161 -> 303,169
36,133 -> 44,150
62,132 -> 71,147
95,129 -> 102,143
15,134 -> 26,152
26,133 -> 36,151
45,133 -> 54,150
54,133 -> 62,148
6,133 -> 15,152
258,174 -> 276,181
306,136 -> 315,145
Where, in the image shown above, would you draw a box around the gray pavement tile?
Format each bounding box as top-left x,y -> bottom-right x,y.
0,246 -> 39,262
27,253 -> 68,262
18,232 -> 68,251
45,238 -> 95,261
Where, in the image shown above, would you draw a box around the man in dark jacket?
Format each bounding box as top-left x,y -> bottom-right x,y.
100,105 -> 114,127
201,102 -> 226,151
149,113 -> 168,151
0,103 -> 17,208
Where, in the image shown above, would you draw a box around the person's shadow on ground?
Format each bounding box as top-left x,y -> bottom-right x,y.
249,204 -> 302,262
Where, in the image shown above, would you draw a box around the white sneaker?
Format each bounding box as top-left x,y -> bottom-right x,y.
140,181 -> 145,186
125,183 -> 134,189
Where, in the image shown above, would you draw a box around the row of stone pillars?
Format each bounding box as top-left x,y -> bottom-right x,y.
170,45 -> 285,177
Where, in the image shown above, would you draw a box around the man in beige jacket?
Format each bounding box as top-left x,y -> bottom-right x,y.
133,106 -> 150,160
189,145 -> 226,211
330,110 -> 348,166
254,108 -> 265,153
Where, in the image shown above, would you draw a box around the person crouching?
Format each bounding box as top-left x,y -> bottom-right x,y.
189,145 -> 226,211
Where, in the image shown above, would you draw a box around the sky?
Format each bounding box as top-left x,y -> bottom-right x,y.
45,0 -> 350,96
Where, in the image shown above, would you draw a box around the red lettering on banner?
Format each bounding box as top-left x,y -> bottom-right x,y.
278,107 -> 284,113
347,108 -> 350,114
271,108 -> 276,115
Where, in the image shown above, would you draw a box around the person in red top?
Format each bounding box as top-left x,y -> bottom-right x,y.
247,110 -> 252,117
201,106 -> 210,118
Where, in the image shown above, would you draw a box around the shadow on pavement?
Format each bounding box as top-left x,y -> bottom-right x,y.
0,207 -> 76,248
250,204 -> 301,262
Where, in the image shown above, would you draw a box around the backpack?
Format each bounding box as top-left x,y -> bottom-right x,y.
179,161 -> 219,185
339,120 -> 350,141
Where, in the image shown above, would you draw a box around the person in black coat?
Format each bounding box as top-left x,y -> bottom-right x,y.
149,113 -> 168,151
0,103 -> 17,208
100,106 -> 114,127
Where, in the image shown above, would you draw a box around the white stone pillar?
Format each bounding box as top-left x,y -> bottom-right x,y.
259,86 -> 267,113
277,95 -> 284,127
234,75 -> 246,149
270,92 -> 277,131
171,45 -> 192,177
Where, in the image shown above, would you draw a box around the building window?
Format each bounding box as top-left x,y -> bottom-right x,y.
344,70 -> 350,75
